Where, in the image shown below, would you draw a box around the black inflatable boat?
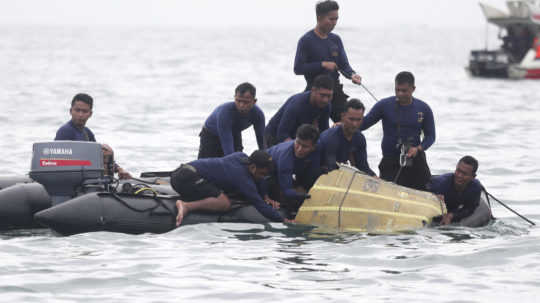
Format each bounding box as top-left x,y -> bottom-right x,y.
0,141 -> 278,233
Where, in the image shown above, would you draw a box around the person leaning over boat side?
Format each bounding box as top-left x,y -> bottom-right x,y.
54,93 -> 132,179
294,0 -> 362,123
361,71 -> 435,190
198,82 -> 265,159
264,74 -> 332,148
264,124 -> 322,215
318,98 -> 375,176
171,150 -> 291,226
427,156 -> 482,225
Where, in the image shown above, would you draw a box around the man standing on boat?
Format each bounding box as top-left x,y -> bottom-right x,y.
55,93 -> 132,179
361,71 -> 435,190
198,82 -> 265,159
265,124 -> 321,215
294,0 -> 362,123
428,156 -> 482,225
171,150 -> 291,225
264,75 -> 332,148
319,98 -> 375,176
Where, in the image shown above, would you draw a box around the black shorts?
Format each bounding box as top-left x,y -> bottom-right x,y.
263,132 -> 278,149
197,127 -> 243,159
378,150 -> 431,190
329,83 -> 349,123
170,164 -> 222,201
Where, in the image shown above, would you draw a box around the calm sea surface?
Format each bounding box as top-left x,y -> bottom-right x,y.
1,25 -> 539,302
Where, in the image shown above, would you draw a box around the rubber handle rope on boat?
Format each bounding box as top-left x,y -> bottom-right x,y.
104,192 -> 178,225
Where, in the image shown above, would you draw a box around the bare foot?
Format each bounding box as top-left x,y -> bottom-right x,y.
176,200 -> 188,226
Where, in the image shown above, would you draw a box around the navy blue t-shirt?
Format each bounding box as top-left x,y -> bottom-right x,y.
318,126 -> 375,176
266,141 -> 321,202
54,120 -> 96,142
428,173 -> 482,222
189,152 -> 283,222
361,96 -> 435,157
294,30 -> 355,87
204,102 -> 265,155
265,91 -> 330,143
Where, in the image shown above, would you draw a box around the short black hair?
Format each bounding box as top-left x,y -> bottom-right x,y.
459,155 -> 479,175
71,93 -> 93,109
296,124 -> 320,144
248,150 -> 273,170
344,98 -> 365,113
395,71 -> 415,86
312,74 -> 334,90
235,82 -> 256,98
316,0 -> 339,17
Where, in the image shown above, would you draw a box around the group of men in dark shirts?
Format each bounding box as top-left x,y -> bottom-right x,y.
55,1 -> 484,227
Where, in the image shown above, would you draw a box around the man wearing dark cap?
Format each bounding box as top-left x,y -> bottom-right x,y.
171,150 -> 290,226
294,0 -> 362,122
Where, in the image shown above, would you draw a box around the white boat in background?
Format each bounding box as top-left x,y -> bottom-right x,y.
467,0 -> 540,79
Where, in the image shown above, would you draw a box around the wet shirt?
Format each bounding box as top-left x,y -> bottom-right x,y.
266,141 -> 321,202
189,152 -> 283,222
294,30 -> 355,87
265,91 -> 330,143
204,102 -> 265,155
318,126 -> 375,176
361,96 -> 435,157
428,173 -> 482,222
54,120 -> 96,142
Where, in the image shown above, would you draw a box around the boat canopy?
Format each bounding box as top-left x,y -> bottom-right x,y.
480,0 -> 540,29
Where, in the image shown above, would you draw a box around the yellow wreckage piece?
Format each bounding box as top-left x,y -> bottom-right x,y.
295,165 -> 446,233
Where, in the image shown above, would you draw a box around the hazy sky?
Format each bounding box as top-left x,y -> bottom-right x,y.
1,0 -> 510,28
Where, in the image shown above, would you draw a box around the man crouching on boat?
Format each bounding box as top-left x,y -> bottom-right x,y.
265,124 -> 322,216
171,150 -> 292,226
428,156 -> 483,225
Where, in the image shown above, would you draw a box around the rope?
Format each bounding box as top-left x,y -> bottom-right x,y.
337,170 -> 358,231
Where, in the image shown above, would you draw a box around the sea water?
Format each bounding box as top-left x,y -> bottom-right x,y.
1,25 -> 539,302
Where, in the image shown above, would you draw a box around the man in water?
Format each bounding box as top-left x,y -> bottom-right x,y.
198,82 -> 265,159
55,93 -> 132,179
294,0 -> 362,122
265,124 -> 321,214
171,150 -> 291,225
361,71 -> 435,190
319,98 -> 375,176
428,156 -> 482,225
264,74 -> 332,148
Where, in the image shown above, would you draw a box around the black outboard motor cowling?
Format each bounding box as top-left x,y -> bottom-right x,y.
29,141 -> 107,204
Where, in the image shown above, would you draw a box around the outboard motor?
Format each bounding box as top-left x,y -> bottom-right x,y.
29,141 -> 109,205
0,141 -> 110,230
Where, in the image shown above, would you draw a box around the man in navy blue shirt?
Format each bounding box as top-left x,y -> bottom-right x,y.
294,0 -> 362,123
55,93 -> 131,179
266,124 -> 321,214
428,156 -> 483,225
264,74 -> 332,148
55,93 -> 96,142
319,98 -> 375,176
361,71 -> 435,190
198,82 -> 265,159
171,150 -> 290,225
